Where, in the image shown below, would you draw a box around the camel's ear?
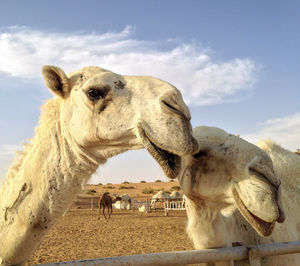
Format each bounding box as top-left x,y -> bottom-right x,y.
42,65 -> 70,98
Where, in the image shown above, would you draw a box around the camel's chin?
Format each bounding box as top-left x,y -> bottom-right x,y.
138,128 -> 181,179
232,187 -> 275,237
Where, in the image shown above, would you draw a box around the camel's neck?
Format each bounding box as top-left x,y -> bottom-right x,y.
0,99 -> 103,265
3,99 -> 103,203
185,197 -> 231,249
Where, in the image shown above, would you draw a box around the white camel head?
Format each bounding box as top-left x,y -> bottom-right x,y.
177,126 -> 284,237
42,65 -> 199,178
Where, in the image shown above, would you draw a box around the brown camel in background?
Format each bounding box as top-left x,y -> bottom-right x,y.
98,192 -> 121,219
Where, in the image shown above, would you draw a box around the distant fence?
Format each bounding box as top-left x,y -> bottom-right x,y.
133,199 -> 151,212
73,197 -> 153,212
73,196 -> 100,210
38,241 -> 300,266
74,197 -> 185,214
164,199 -> 185,216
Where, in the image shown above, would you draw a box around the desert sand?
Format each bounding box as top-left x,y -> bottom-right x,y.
27,182 -> 194,265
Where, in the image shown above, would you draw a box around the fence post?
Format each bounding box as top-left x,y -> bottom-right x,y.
165,200 -> 168,216
91,198 -> 94,211
248,248 -> 262,266
146,199 -> 149,213
146,199 -> 148,213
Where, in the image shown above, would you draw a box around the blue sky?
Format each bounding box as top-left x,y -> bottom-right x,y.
0,1 -> 299,184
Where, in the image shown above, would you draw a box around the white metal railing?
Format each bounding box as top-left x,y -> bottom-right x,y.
37,241 -> 300,266
164,199 -> 185,216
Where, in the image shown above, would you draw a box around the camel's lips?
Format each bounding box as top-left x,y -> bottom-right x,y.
232,187 -> 275,237
138,127 -> 181,179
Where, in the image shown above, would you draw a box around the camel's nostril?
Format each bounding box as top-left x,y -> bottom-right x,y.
161,99 -> 189,120
162,100 -> 179,113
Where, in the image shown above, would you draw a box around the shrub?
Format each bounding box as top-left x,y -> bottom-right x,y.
140,180 -> 146,183
142,188 -> 155,194
119,186 -> 135,189
98,183 -> 103,186
170,179 -> 175,182
171,185 -> 181,191
86,189 -> 97,194
106,182 -> 112,185
122,181 -> 130,184
104,186 -> 115,189
155,179 -> 162,183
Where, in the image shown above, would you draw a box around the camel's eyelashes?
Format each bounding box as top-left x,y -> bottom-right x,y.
86,87 -> 109,101
193,150 -> 208,159
249,168 -> 274,188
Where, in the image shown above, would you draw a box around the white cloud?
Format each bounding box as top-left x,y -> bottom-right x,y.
243,113 -> 300,152
0,144 -> 22,157
0,26 -> 258,106
0,144 -> 22,179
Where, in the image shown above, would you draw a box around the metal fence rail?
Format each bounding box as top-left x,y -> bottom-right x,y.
38,241 -> 300,266
164,199 -> 185,216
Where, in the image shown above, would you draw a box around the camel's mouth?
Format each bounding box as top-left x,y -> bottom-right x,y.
138,127 -> 181,179
232,187 -> 275,236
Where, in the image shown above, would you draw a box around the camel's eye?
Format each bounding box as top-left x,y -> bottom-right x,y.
86,87 -> 109,101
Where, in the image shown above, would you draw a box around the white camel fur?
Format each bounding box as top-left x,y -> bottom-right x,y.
112,193 -> 132,210
0,65 -> 198,265
151,190 -> 171,209
177,126 -> 300,266
169,191 -> 183,200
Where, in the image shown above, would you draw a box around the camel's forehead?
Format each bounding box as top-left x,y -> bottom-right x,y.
67,66 -> 111,79
192,126 -> 269,162
193,126 -> 228,142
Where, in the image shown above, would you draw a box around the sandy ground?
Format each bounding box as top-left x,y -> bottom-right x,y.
26,182 -> 194,265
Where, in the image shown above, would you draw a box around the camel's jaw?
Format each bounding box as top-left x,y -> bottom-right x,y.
232,187 -> 275,236
138,127 -> 181,179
